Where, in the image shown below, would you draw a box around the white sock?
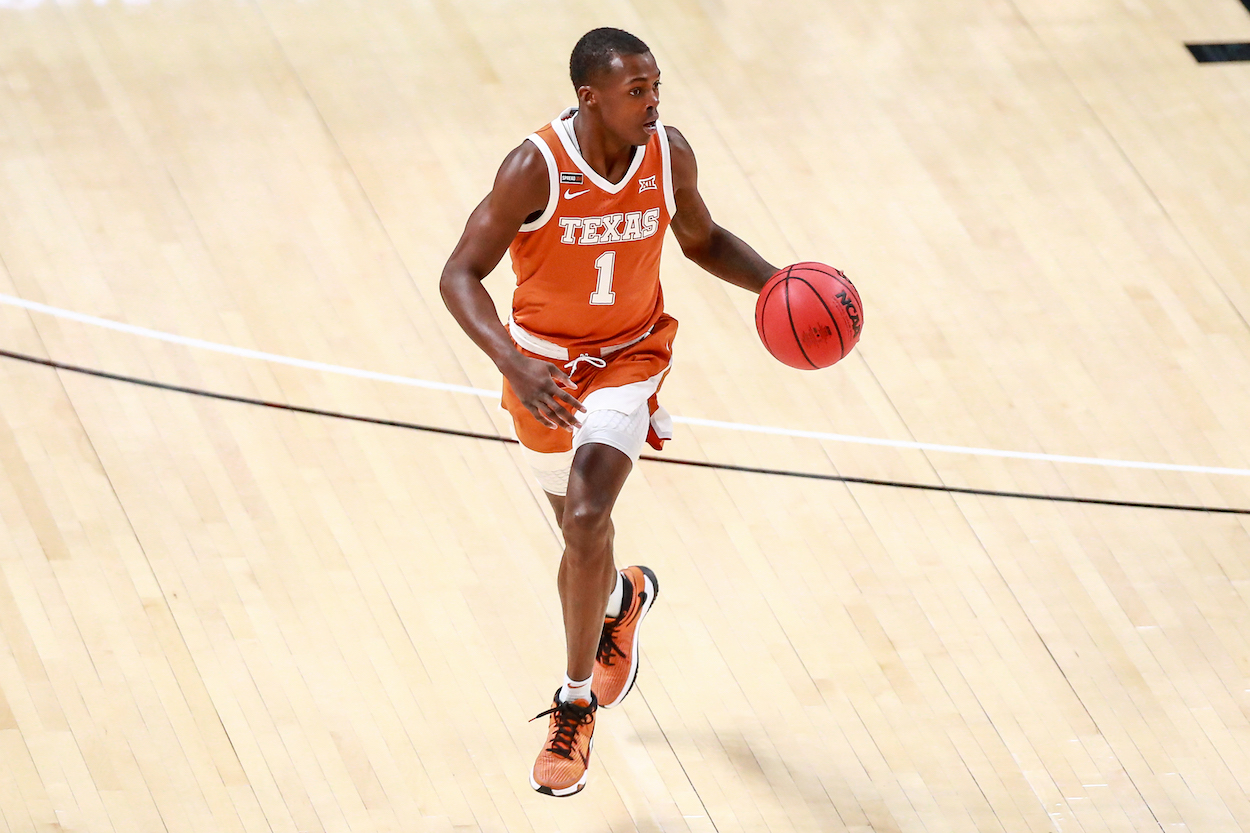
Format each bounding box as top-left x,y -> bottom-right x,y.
561,674 -> 593,704
604,570 -> 625,619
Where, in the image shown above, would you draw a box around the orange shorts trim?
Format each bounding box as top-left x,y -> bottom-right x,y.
502,314 -> 678,454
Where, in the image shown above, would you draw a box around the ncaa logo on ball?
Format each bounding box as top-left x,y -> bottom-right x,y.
834,287 -> 862,337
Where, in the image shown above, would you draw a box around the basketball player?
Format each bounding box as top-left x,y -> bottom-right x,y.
440,28 -> 777,796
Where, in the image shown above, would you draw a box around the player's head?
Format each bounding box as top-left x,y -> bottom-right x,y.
570,28 -> 661,146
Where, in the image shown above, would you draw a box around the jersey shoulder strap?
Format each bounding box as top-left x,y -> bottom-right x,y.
518,126 -> 560,233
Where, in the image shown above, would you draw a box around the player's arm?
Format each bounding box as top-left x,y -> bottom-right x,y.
439,143 -> 585,430
666,126 -> 778,294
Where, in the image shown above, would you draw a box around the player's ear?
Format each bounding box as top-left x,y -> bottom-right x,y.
576,84 -> 596,108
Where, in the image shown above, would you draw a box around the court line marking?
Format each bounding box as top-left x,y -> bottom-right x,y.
0,294 -> 493,397
4,291 -> 1249,478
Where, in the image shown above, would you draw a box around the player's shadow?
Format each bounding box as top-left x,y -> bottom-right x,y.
628,726 -> 855,829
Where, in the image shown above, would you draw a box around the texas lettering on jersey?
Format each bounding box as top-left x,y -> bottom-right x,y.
557,209 -> 661,245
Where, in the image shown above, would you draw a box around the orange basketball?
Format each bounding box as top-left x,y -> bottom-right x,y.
754,262 -> 863,369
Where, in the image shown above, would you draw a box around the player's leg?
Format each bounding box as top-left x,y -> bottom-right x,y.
561,404 -> 659,709
558,442 -> 633,685
525,441 -> 626,798
526,452 -> 617,565
514,439 -> 600,796
530,402 -> 661,797
546,493 -> 565,523
526,454 -> 626,635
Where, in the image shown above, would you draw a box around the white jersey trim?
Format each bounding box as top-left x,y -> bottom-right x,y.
551,108 -> 648,195
508,315 -> 654,361
519,133 -> 559,232
657,121 -> 677,218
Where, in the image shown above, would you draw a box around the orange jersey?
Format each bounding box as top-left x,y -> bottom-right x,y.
509,108 -> 676,351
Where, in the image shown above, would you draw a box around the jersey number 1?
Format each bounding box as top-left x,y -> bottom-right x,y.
589,251 -> 616,306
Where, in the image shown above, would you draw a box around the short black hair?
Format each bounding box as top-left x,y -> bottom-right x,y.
570,28 -> 651,89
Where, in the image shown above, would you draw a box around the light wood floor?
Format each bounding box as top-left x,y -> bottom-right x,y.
2,0 -> 1250,831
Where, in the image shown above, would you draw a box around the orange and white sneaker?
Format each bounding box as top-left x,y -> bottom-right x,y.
529,690 -> 597,797
592,566 -> 659,709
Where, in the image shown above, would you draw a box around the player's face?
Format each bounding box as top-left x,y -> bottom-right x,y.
590,52 -> 661,146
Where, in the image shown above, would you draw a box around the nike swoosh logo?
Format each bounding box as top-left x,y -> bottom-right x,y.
564,188 -> 590,199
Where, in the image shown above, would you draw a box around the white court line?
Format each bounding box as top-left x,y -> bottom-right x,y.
2,294 -> 493,397
4,292 -> 1249,478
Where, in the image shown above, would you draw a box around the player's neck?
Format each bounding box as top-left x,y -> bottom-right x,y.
572,112 -> 636,185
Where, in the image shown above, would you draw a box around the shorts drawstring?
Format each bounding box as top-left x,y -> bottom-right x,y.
564,355 -> 608,373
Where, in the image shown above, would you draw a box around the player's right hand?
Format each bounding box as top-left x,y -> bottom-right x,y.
504,355 -> 586,431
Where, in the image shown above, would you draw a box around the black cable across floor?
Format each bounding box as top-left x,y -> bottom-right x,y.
2,347 -> 1245,516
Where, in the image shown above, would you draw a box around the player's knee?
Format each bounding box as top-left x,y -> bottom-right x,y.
561,499 -> 613,554
559,405 -> 649,555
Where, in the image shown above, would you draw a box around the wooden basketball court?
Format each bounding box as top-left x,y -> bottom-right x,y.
2,0 -> 1249,830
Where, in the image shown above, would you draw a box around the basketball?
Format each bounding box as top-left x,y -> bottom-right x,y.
754,262 -> 863,369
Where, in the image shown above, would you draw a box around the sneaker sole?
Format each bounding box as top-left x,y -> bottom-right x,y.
599,566 -> 658,709
530,738 -> 594,797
